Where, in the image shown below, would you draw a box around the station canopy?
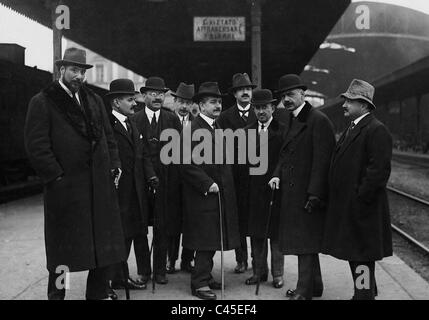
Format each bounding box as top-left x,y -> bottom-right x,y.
0,0 -> 350,91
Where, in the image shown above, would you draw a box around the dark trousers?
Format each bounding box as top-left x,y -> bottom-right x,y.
167,234 -> 195,264
250,237 -> 284,278
48,266 -> 110,300
139,227 -> 169,277
295,254 -> 324,300
191,250 -> 216,290
235,236 -> 248,265
112,233 -> 150,281
349,261 -> 376,300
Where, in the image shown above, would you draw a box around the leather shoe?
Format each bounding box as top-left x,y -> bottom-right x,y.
286,288 -> 323,298
234,262 -> 248,274
245,275 -> 268,285
272,277 -> 284,289
191,287 -> 217,300
135,275 -> 150,285
111,278 -> 147,290
208,280 -> 222,290
287,292 -> 307,300
166,261 -> 177,274
180,261 -> 194,273
154,274 -> 168,285
108,288 -> 118,300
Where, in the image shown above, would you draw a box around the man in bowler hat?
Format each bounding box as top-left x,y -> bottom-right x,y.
166,83 -> 196,274
244,89 -> 286,289
180,82 -> 240,300
106,79 -> 159,293
216,73 -> 257,274
24,48 -> 126,300
323,79 -> 393,300
133,77 -> 182,285
269,74 -> 336,300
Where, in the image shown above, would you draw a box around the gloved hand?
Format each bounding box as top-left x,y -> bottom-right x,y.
148,176 -> 160,189
304,195 -> 323,214
111,168 -> 122,189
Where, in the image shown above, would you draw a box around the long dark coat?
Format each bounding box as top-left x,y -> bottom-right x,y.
246,119 -> 285,239
24,82 -> 126,272
180,115 -> 240,251
217,105 -> 257,237
110,114 -> 156,239
273,102 -> 336,255
322,113 -> 393,261
133,108 -> 182,236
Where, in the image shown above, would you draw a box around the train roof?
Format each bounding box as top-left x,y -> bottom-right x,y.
0,0 -> 350,90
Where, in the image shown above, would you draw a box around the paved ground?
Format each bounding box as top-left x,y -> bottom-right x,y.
1,195 -> 429,300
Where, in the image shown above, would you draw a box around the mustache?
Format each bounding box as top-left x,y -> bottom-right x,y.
153,99 -> 163,104
241,94 -> 250,98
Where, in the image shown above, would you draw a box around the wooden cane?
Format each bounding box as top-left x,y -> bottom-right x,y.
217,192 -> 225,300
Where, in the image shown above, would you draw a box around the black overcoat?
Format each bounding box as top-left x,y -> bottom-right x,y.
24,82 -> 126,272
246,119 -> 285,239
272,103 -> 336,255
180,115 -> 240,251
111,115 -> 156,238
133,108 -> 182,236
322,113 -> 393,261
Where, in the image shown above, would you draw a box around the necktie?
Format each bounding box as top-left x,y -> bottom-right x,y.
181,116 -> 186,128
72,93 -> 80,106
341,122 -> 356,145
150,115 -> 158,137
239,110 -> 249,123
125,118 -> 133,139
259,124 -> 265,134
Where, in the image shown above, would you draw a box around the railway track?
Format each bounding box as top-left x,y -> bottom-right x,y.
387,186 -> 429,257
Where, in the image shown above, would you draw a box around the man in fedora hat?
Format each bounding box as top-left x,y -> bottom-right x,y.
133,76 -> 182,285
165,83 -> 196,274
217,73 -> 256,274
180,82 -> 240,300
244,89 -> 286,289
24,47 -> 126,300
106,79 -> 159,294
322,79 -> 393,300
269,74 -> 336,300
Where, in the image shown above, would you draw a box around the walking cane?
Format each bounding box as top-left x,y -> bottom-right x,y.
217,192 -> 225,300
255,188 -> 276,296
122,263 -> 131,300
150,188 -> 157,294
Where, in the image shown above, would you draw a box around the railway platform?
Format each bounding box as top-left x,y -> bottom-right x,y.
1,195 -> 428,301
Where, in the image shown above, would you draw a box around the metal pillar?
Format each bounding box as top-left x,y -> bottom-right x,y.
51,0 -> 63,80
250,0 -> 263,88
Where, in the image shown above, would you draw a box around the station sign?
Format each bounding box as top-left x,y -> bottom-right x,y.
194,17 -> 246,42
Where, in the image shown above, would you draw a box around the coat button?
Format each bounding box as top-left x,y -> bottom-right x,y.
290,183 -> 294,187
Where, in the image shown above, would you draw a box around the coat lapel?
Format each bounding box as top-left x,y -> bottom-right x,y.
113,117 -> 134,147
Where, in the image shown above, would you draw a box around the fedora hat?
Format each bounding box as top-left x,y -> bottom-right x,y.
55,47 -> 93,69
171,82 -> 195,101
251,89 -> 277,105
140,77 -> 169,93
229,73 -> 257,93
341,79 -> 376,109
276,74 -> 307,94
193,82 -> 225,102
106,79 -> 138,97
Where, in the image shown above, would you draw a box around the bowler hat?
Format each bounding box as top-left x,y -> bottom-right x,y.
229,73 -> 257,93
251,89 -> 277,105
106,79 -> 138,97
193,82 -> 225,102
140,77 -> 170,93
55,47 -> 93,69
341,79 -> 376,109
276,74 -> 307,94
171,82 -> 195,101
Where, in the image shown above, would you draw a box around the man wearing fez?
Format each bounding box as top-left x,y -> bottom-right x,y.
180,82 -> 240,300
216,73 -> 256,274
245,89 -> 286,289
106,79 -> 158,293
323,79 -> 393,300
133,77 -> 182,285
24,48 -> 125,300
269,74 -> 336,300
166,83 -> 196,274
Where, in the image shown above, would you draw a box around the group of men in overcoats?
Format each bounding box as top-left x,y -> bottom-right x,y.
24,47 -> 393,301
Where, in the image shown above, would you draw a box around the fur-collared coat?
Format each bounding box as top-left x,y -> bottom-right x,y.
24,81 -> 126,272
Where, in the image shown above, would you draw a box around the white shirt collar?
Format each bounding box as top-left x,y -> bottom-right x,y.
292,102 -> 306,118
112,110 -> 128,130
237,104 -> 251,112
145,107 -> 160,122
59,79 -> 80,103
353,112 -> 370,126
259,117 -> 273,131
200,113 -> 216,128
